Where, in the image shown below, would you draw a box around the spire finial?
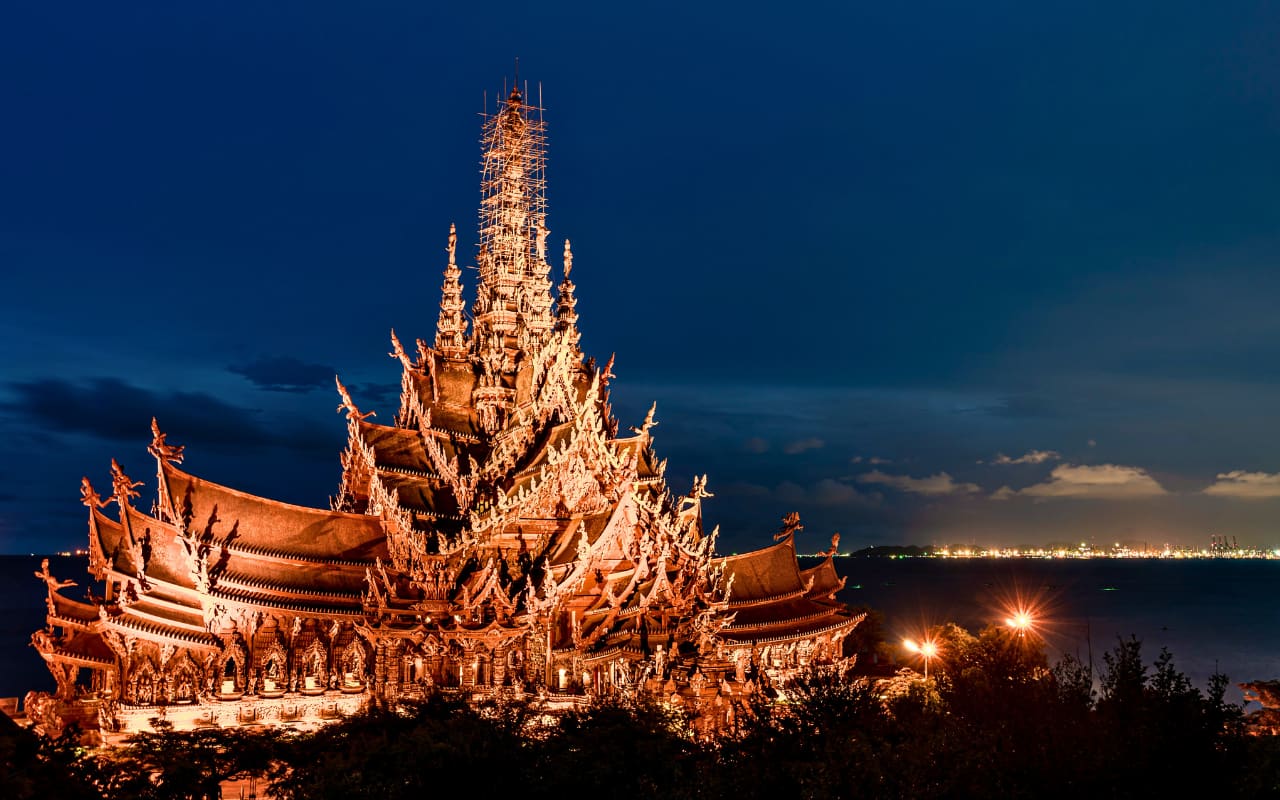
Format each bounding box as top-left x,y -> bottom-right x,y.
563,239 -> 573,278
447,222 -> 457,266
148,417 -> 185,464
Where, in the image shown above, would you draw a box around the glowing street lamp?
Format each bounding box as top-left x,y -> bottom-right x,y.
1004,608 -> 1035,639
902,637 -> 938,680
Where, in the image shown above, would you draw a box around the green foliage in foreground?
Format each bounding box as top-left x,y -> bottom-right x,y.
4,632 -> 1279,799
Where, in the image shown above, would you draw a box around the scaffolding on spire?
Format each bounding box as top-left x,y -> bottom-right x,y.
473,85 -> 553,367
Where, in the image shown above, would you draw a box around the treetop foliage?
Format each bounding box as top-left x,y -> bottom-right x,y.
4,631 -> 1277,800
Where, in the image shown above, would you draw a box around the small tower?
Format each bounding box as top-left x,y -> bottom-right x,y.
556,238 -> 581,353
435,223 -> 469,359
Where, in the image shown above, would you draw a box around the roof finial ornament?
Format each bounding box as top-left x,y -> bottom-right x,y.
80,477 -> 108,509
563,238 -> 573,279
631,401 -> 658,436
447,222 -> 457,267
827,532 -> 841,557
388,329 -> 413,371
335,377 -> 375,421
35,558 -> 76,593
690,474 -> 712,499
775,511 -> 803,541
148,417 -> 185,464
109,459 -> 143,507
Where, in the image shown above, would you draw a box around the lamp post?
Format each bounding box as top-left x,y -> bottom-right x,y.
902,637 -> 938,681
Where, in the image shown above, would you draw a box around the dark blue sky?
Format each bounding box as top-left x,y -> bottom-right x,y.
5,2 -> 1280,553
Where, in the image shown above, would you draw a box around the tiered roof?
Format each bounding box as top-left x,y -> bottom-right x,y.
31,81 -> 860,725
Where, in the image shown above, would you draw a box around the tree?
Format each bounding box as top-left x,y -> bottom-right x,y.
101,719 -> 281,800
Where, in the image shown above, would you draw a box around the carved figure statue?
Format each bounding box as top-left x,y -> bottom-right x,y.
447,222 -> 457,266
536,217 -> 549,263
110,459 -> 143,506
389,330 -> 414,370
346,644 -> 365,678
775,511 -> 803,541
80,477 -> 108,509
630,401 -> 659,436
690,474 -> 713,500
35,559 -> 77,593
562,238 -> 573,278
335,377 -> 375,421
148,417 -> 185,464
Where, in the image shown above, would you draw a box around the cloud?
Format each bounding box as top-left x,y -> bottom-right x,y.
719,478 -> 880,509
783,437 -> 825,455
742,437 -> 769,454
1,377 -> 339,458
987,449 -> 1061,466
990,485 -> 1017,501
4,377 -> 271,445
856,470 -> 981,496
775,478 -> 882,508
851,455 -> 892,465
1009,463 -> 1167,499
228,356 -> 335,393
1202,471 -> 1280,499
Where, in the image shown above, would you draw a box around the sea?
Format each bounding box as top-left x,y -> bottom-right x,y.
3,554 -> 1277,706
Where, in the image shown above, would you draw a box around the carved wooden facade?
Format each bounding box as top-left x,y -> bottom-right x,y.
28,83 -> 863,738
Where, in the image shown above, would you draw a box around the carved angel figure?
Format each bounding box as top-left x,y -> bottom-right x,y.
447,222 -> 457,265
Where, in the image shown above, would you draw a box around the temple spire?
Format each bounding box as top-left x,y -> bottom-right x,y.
435,223 -> 468,359
472,83 -> 553,370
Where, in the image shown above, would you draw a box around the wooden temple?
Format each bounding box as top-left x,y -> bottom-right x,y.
26,83 -> 863,739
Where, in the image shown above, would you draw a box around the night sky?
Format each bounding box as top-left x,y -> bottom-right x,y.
5,2 -> 1280,553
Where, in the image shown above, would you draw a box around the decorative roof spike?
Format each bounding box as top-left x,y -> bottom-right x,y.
109,459 -> 143,508
388,329 -> 414,371
556,238 -> 580,351
335,377 -> 375,421
80,477 -> 107,509
148,418 -> 185,464
435,223 -> 469,359
775,511 -> 803,542
631,401 -> 658,436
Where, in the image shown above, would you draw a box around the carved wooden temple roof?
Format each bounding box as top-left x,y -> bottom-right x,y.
29,82 -> 862,736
